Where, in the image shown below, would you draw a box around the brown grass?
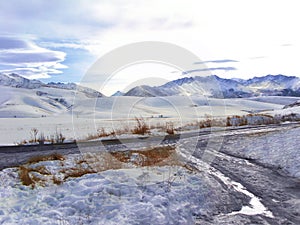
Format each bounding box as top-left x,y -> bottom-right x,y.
61,153 -> 124,180
62,146 -> 180,181
52,176 -> 63,185
84,128 -> 118,141
132,117 -> 150,135
33,165 -> 51,175
27,153 -> 65,164
18,145 -> 182,187
19,165 -> 51,187
30,173 -> 46,187
63,167 -> 96,180
97,128 -> 110,137
165,122 -> 175,135
111,145 -> 179,167
19,166 -> 34,186
199,120 -> 212,128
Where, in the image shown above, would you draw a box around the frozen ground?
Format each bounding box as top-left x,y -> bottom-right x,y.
1,85 -> 300,224
0,148 -> 248,225
0,122 -> 299,224
219,125 -> 300,178
0,165 -> 245,225
0,92 -> 298,145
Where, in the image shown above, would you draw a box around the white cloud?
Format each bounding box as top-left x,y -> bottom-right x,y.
0,36 -> 67,79
1,0 -> 300,83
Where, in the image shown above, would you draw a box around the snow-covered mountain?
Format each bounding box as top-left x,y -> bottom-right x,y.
123,75 -> 300,98
0,73 -> 43,89
111,91 -> 125,97
124,85 -> 168,97
0,73 -> 104,118
0,73 -> 104,98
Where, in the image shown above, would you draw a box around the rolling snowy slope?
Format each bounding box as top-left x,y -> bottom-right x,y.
0,73 -> 104,118
1,73 -> 299,145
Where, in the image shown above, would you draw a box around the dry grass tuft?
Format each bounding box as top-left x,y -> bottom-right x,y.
19,165 -> 51,187
63,167 -> 95,180
165,122 -> 175,135
132,117 -> 150,135
19,166 -> 34,186
18,144 -> 182,187
33,165 -> 51,175
27,153 -> 65,164
84,128 -> 117,141
111,145 -> 179,167
52,176 -> 63,185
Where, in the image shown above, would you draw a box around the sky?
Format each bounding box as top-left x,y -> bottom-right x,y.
0,0 -> 299,95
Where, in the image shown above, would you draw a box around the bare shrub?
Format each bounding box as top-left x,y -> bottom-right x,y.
85,133 -> 99,141
225,114 -> 278,126
122,124 -> 130,133
199,119 -> 211,129
21,129 -> 66,145
49,134 -> 55,144
84,128 -> 117,141
97,127 -> 109,137
226,116 -> 232,126
30,128 -> 39,143
166,122 -> 175,135
55,129 -> 65,143
16,140 -> 28,146
132,117 -> 150,135
110,130 -> 116,136
38,132 -> 45,145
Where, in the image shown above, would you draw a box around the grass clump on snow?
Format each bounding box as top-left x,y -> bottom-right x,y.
27,152 -> 65,164
131,117 -> 150,135
17,145 -> 181,188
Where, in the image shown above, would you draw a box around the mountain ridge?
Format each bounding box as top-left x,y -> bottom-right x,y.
0,73 -> 104,98
2,73 -> 300,98
122,74 -> 300,98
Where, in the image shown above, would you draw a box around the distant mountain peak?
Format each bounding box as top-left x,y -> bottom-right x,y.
111,91 -> 124,96
124,74 -> 300,98
0,73 -> 104,97
0,73 -> 43,89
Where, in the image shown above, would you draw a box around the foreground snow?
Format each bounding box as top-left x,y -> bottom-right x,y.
220,125 -> 300,178
0,162 -> 225,225
1,123 -> 300,224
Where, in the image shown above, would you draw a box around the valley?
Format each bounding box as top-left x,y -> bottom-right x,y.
0,73 -> 300,224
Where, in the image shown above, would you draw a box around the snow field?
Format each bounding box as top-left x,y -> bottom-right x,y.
0,150 -> 224,225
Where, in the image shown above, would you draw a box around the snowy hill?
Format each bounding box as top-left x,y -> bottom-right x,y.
0,73 -> 104,98
124,75 -> 300,98
283,100 -> 300,109
0,73 -> 104,118
1,73 -> 299,120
